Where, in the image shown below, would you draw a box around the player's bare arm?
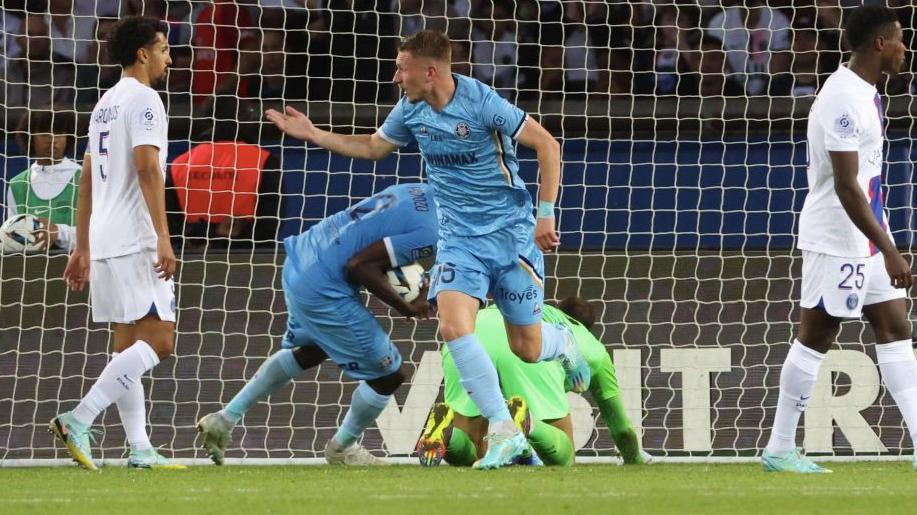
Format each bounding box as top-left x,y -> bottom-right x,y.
63,155 -> 93,292
830,150 -> 912,288
345,240 -> 433,319
265,105 -> 398,161
516,117 -> 562,252
134,144 -> 175,281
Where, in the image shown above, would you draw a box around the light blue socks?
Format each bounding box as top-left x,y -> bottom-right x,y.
448,334 -> 512,423
333,382 -> 392,446
224,348 -> 304,424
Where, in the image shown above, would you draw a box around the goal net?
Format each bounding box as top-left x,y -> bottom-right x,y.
1,1 -> 915,466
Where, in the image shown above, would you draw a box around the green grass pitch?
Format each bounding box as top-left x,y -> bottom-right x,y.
1,462 -> 914,515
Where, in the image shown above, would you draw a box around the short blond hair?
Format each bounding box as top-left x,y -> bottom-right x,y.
398,30 -> 451,63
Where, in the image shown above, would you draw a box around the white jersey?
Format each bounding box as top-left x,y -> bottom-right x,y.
798,65 -> 890,258
87,77 -> 168,260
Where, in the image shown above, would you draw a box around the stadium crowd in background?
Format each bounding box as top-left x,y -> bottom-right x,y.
2,0 -> 915,114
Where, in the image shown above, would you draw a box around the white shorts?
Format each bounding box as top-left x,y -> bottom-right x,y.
90,250 -> 176,324
800,250 -> 906,318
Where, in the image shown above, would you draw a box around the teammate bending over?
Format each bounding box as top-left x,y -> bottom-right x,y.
50,17 -> 182,470
417,300 -> 649,466
762,5 -> 914,473
197,183 -> 438,465
265,29 -> 589,470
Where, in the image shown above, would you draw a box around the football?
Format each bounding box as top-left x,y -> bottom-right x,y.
386,262 -> 426,303
0,213 -> 43,253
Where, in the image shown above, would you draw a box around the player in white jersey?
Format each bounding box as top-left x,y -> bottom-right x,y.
762,5 -> 914,473
49,17 -> 184,470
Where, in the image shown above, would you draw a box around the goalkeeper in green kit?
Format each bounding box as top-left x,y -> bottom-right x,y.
416,298 -> 650,466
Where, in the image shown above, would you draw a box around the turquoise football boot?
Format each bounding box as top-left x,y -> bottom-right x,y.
128,447 -> 188,469
762,448 -> 831,474
473,431 -> 529,470
49,412 -> 99,472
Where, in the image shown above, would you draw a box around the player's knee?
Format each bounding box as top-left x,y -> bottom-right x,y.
151,337 -> 174,360
439,321 -> 473,343
511,343 -> 541,363
507,335 -> 541,363
875,318 -> 912,343
367,364 -> 409,396
292,346 -> 327,370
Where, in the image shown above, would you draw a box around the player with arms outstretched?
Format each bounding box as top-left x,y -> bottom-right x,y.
197,183 -> 438,465
762,5 -> 914,473
417,299 -> 649,467
49,17 -> 181,470
266,29 -> 589,469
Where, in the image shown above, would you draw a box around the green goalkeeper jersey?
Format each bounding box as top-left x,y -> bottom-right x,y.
442,304 -> 620,421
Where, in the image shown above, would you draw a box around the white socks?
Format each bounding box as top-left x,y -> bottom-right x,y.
765,340 -> 826,455
71,341 -> 160,427
876,339 -> 917,444
112,352 -> 153,452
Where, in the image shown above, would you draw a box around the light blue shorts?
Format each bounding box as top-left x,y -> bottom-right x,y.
281,267 -> 402,381
428,222 -> 545,326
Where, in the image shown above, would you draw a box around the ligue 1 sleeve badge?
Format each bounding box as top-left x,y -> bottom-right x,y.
455,122 -> 470,139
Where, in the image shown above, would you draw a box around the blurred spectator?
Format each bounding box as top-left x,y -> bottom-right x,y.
166,45 -> 193,105
6,109 -> 80,251
606,1 -> 655,95
237,28 -> 287,101
1,7 -> 27,108
690,34 -> 744,98
470,2 -> 524,98
166,97 -> 281,248
649,5 -> 702,96
75,16 -> 119,104
190,0 -> 255,105
325,0 -> 397,103
706,0 -> 791,96
450,40 -> 472,77
393,0 -> 448,37
538,1 -> 610,96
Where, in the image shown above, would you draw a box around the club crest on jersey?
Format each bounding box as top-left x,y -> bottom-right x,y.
378,355 -> 394,370
835,113 -> 855,138
455,122 -> 471,139
493,114 -> 506,127
846,293 -> 859,310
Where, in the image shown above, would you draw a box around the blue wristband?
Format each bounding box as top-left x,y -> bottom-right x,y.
537,200 -> 555,219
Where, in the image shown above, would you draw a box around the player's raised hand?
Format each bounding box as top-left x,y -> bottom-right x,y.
154,236 -> 177,281
265,106 -> 319,142
535,217 -> 561,253
884,249 -> 913,289
63,247 -> 90,292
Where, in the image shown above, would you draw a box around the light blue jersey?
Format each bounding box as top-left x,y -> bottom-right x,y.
283,183 -> 439,299
378,74 -> 532,238
279,183 -> 439,380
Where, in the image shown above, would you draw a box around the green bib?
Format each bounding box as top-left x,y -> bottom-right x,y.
8,165 -> 80,225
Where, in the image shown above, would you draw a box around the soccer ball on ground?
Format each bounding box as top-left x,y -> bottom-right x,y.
386,262 -> 426,303
1,213 -> 43,253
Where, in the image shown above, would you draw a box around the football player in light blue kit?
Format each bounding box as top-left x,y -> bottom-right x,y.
265,30 -> 590,469
197,183 -> 438,465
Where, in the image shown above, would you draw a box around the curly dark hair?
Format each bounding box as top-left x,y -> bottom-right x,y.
845,5 -> 899,52
107,16 -> 168,67
15,109 -> 77,158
